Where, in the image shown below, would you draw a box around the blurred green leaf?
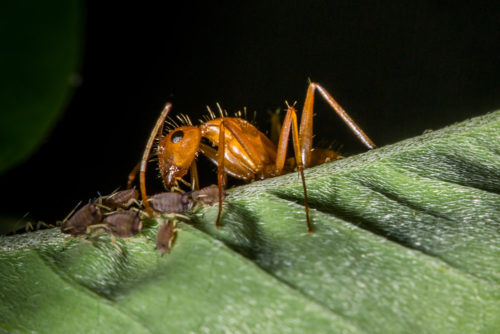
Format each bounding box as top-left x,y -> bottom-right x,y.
0,111 -> 499,333
0,1 -> 82,173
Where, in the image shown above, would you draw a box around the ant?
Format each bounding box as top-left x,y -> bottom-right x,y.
129,82 -> 376,233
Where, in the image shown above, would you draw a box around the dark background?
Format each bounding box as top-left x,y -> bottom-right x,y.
1,1 -> 499,225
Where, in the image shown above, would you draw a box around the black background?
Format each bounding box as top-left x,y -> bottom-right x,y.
1,1 -> 499,225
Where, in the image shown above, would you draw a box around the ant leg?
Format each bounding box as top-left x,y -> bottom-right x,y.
275,103 -> 312,233
128,110 -> 168,189
204,118 -> 272,228
140,103 -> 173,215
190,161 -> 200,191
211,117 -> 259,228
299,82 -> 376,166
215,119 -> 226,229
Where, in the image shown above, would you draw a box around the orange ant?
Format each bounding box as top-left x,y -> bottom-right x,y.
129,82 -> 376,233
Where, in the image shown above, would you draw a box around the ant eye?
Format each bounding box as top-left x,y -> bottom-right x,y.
171,130 -> 184,143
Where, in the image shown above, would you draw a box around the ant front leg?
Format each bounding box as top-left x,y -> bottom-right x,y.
299,82 -> 376,166
140,103 -> 173,215
128,104 -> 170,190
275,103 -> 312,233
189,160 -> 200,191
215,118 -> 226,229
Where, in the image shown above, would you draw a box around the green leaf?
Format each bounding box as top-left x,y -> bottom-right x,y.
0,111 -> 499,333
0,1 -> 82,173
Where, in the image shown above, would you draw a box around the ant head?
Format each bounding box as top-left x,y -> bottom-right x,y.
157,126 -> 202,186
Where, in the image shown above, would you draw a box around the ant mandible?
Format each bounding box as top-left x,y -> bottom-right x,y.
129,82 -> 376,233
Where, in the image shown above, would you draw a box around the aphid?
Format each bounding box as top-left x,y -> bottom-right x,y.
156,220 -> 177,255
61,202 -> 102,235
149,192 -> 193,213
191,184 -> 225,206
133,82 -> 376,232
99,189 -> 139,210
102,210 -> 142,238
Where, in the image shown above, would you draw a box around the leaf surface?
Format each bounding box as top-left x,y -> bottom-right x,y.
1,111 -> 499,333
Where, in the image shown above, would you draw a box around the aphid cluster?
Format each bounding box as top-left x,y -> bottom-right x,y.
61,189 -> 142,238
60,185 -> 224,254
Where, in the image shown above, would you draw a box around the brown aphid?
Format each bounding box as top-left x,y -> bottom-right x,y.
156,220 -> 177,255
102,210 -> 142,238
191,184 -> 225,205
100,189 -> 139,210
149,192 -> 193,213
61,203 -> 102,235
